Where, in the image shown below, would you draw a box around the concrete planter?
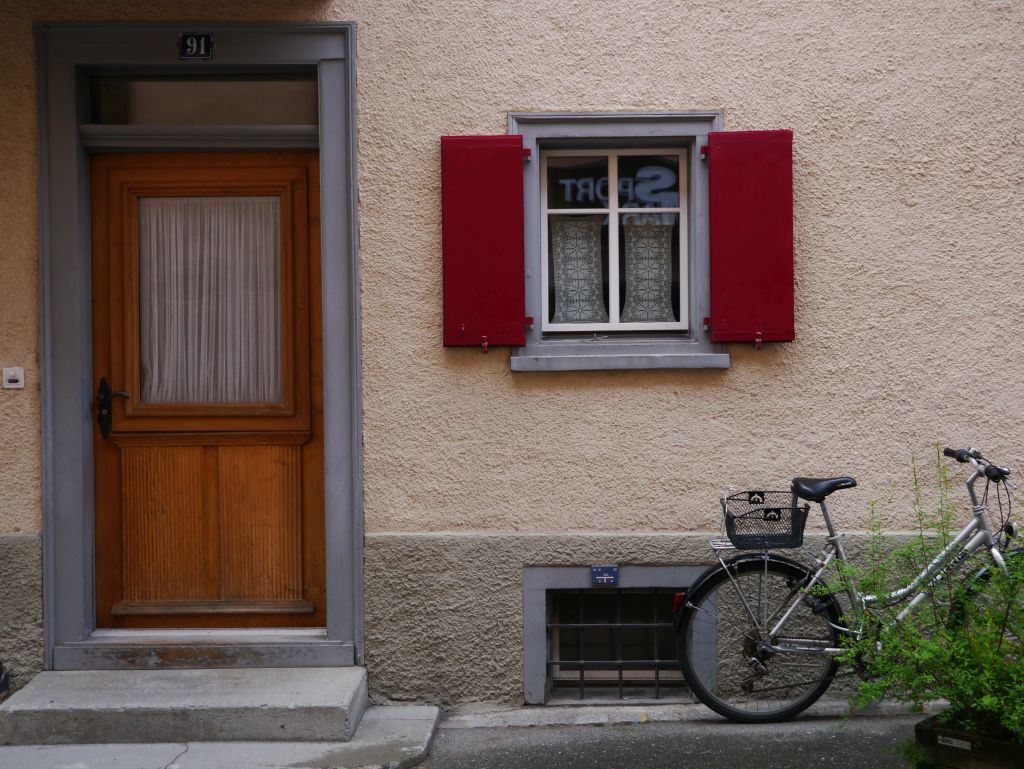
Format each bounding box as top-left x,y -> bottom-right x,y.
915,715 -> 1020,769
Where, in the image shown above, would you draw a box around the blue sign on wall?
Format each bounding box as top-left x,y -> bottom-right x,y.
591,565 -> 620,586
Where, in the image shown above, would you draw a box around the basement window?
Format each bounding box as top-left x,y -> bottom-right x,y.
547,588 -> 685,701
522,565 -> 708,704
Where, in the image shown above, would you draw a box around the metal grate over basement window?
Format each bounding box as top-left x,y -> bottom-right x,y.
547,588 -> 687,701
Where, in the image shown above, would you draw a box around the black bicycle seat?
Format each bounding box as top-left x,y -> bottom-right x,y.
790,476 -> 857,503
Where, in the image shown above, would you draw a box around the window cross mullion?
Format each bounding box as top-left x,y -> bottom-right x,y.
608,152 -> 620,325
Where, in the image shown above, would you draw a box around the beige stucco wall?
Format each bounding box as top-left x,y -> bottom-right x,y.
359,0 -> 1024,534
1,0 -> 1022,542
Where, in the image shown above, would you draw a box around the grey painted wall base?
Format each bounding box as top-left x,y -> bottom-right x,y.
0,534 -> 43,696
363,531 -> 899,706
363,532 -> 727,705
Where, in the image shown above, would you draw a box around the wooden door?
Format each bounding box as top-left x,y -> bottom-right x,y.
91,151 -> 324,628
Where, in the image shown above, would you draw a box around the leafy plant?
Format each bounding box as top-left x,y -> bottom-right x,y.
840,450 -> 1024,743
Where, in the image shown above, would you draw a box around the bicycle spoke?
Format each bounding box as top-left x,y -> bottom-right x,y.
678,558 -> 841,722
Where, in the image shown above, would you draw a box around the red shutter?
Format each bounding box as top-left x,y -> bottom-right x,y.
707,129 -> 794,343
441,135 -> 527,348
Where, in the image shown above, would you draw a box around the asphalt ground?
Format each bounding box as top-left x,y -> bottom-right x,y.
419,713 -> 924,769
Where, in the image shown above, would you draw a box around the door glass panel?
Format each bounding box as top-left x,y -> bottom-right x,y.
138,196 -> 282,404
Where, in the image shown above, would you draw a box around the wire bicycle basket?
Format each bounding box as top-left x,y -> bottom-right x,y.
722,490 -> 810,550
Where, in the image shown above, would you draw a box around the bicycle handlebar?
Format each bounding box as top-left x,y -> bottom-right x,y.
943,447 -> 980,463
943,446 -> 1011,481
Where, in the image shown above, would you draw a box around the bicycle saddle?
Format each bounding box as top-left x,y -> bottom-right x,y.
790,476 -> 857,503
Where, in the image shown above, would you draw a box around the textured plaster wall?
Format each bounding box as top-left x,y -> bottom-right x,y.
3,1 -> 1021,534
0,535 -> 44,695
0,5 -> 42,535
1,1 -> 1022,696
354,0 -> 1024,534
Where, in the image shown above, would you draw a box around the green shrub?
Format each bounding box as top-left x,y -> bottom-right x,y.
842,450 -> 1024,742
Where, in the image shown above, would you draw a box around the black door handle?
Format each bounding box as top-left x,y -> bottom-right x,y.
96,377 -> 131,439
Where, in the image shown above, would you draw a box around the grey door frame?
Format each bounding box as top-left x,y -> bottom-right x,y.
36,23 -> 363,669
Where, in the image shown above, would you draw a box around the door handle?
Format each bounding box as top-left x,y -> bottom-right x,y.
96,377 -> 131,439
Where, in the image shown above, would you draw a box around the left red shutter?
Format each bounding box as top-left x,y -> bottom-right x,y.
441,135 -> 527,347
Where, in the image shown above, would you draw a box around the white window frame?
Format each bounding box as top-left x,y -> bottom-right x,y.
541,148 -> 688,333
509,112 -> 730,372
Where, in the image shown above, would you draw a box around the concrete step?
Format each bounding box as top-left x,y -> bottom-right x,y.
0,667 -> 368,745
0,705 -> 439,768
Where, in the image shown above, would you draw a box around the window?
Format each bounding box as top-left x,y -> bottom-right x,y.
510,112 -> 729,371
522,565 -> 709,704
542,150 -> 687,333
547,588 -> 686,701
440,114 -> 794,368
89,77 -> 318,126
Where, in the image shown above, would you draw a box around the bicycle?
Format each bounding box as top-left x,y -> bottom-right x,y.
673,446 -> 1023,723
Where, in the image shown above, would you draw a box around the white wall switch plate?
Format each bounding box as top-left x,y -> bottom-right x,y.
3,367 -> 25,389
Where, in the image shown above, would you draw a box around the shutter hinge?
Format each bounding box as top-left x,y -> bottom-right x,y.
754,331 -> 763,351
522,148 -> 532,161
526,316 -> 535,331
700,145 -> 709,161
702,316 -> 710,332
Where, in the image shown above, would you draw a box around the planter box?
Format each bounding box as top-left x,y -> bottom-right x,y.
915,715 -> 1021,769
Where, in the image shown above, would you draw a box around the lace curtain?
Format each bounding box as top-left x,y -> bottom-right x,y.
138,196 -> 282,404
550,216 -> 675,324
550,215 -> 608,323
620,222 -> 676,322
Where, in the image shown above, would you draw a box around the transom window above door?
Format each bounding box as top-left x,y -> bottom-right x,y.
541,149 -> 687,333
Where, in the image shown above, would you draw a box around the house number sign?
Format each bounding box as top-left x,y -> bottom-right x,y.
178,33 -> 213,60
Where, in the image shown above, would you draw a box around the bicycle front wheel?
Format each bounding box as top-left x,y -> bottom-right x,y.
676,556 -> 841,722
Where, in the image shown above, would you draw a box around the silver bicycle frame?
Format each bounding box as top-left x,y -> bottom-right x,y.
765,462 -> 1009,651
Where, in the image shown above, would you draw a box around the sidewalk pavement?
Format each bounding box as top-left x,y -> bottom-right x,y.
422,699 -> 933,769
0,698 -> 932,769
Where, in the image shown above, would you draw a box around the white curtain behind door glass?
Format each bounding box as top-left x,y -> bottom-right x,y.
138,196 -> 281,404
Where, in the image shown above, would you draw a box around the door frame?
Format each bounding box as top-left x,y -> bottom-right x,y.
36,23 -> 363,668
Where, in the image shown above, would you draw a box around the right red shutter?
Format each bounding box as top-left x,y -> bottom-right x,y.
707,129 -> 794,343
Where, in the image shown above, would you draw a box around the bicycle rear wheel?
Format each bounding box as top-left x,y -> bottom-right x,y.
676,556 -> 841,722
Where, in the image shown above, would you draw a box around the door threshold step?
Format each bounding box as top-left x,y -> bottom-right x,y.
0,667 -> 367,745
0,705 -> 439,769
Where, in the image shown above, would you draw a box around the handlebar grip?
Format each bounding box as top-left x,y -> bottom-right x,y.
943,447 -> 973,463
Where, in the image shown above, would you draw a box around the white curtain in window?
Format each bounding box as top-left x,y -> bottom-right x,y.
621,222 -> 676,322
550,215 -> 608,323
138,196 -> 281,404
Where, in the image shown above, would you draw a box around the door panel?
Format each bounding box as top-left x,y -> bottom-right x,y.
121,445 -> 207,603
92,151 -> 324,628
